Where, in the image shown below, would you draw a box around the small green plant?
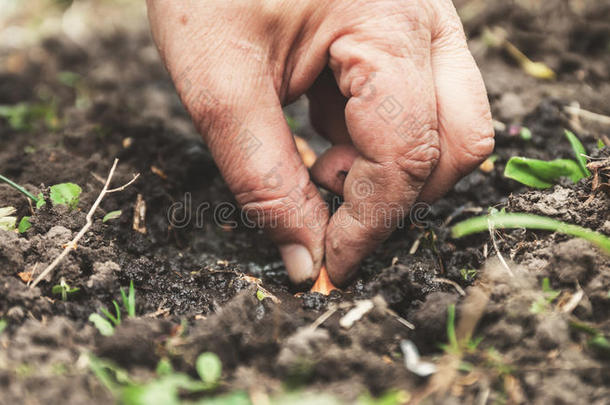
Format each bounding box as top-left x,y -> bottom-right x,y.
18,216 -> 31,233
440,304 -> 483,356
504,130 -> 590,188
0,173 -> 82,212
103,210 -> 122,223
89,281 -> 136,336
530,277 -> 561,314
357,389 -> 411,405
0,319 -> 7,334
484,347 -> 514,377
460,268 -> 477,282
48,182 -> 82,209
0,101 -> 59,131
451,212 -> 610,255
51,278 -> 80,301
90,352 -> 224,405
569,320 -> 610,358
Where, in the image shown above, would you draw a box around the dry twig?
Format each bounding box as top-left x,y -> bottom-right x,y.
31,159 -> 139,288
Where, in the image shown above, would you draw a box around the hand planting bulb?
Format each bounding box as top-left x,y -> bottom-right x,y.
147,0 -> 494,288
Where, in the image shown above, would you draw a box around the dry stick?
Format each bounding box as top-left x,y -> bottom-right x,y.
564,105 -> 610,126
487,218 -> 514,278
31,159 -> 139,288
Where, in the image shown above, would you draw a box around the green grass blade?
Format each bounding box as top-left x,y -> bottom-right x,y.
112,300 -> 121,324
504,157 -> 585,188
0,174 -> 40,203
446,304 -> 458,353
127,280 -> 136,318
564,130 -> 590,177
100,307 -> 120,326
451,213 -> 610,254
89,314 -> 115,337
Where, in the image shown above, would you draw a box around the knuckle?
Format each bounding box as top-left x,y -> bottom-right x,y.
235,174 -> 315,227
393,128 -> 441,183
430,0 -> 466,43
460,114 -> 495,165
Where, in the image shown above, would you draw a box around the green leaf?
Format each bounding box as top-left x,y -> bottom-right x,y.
121,280 -> 136,318
156,358 -> 173,376
358,389 -> 411,405
103,210 -> 122,223
519,126 -> 532,141
598,139 -> 606,149
89,313 -> 115,336
51,285 -> 64,295
256,289 -> 266,301
0,319 -> 6,334
504,157 -> 585,188
50,183 -> 82,209
589,335 -> 610,355
446,304 -> 459,354
36,193 -> 46,209
564,130 -> 590,177
451,212 -> 610,254
0,102 -> 59,131
112,300 -> 122,324
100,307 -> 120,327
541,277 -> 560,301
122,374 -> 209,405
196,352 -> 222,386
18,216 -> 31,233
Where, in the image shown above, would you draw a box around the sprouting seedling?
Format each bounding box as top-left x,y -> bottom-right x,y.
89,352 -> 223,403
530,277 -> 561,314
0,173 -> 83,210
451,212 -> 610,255
569,320 -> 610,357
443,304 -> 459,355
0,101 -> 59,131
48,183 -> 82,210
504,130 -> 590,189
89,281 -> 136,335
460,269 -> 477,282
440,304 -> 483,356
51,278 -> 80,301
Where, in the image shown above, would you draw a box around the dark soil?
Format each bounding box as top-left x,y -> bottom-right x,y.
1,1 -> 609,404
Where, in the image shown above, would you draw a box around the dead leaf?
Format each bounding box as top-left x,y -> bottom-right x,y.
18,272 -> 32,283
150,165 -> 168,180
133,194 -> 147,234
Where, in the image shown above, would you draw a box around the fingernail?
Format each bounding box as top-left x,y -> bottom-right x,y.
279,244 -> 314,284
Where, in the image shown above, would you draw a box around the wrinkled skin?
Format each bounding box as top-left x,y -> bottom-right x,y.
147,0 -> 494,286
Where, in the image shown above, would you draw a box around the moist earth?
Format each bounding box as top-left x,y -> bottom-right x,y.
1,0 -> 610,404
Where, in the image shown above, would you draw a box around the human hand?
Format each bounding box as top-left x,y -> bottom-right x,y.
146,0 -> 494,286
